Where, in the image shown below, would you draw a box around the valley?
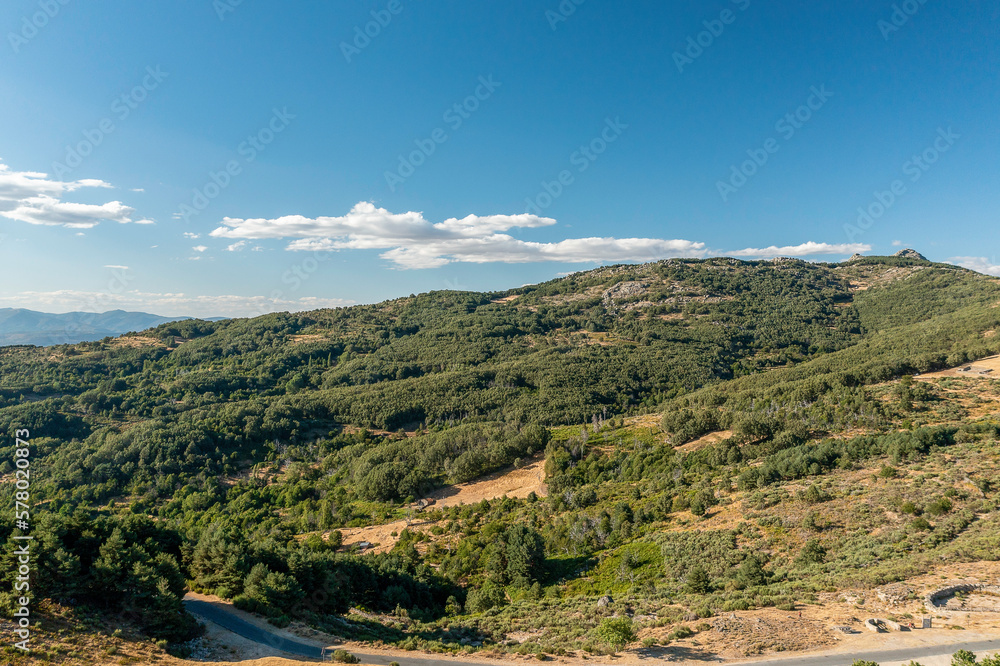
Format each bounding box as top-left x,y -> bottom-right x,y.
1,254 -> 999,665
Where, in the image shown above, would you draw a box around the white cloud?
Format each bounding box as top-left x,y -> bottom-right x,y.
192,245 -> 208,253
0,289 -> 355,318
0,158 -> 148,228
0,162 -> 111,203
226,240 -> 262,252
212,201 -> 705,269
4,196 -> 137,228
947,256 -> 1000,277
103,265 -> 130,270
892,240 -> 904,247
725,242 -> 872,258
183,232 -> 201,239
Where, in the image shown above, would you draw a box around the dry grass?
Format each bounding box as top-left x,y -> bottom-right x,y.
335,458 -> 548,553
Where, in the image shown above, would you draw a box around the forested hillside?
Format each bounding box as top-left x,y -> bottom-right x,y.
2,254 -> 1000,661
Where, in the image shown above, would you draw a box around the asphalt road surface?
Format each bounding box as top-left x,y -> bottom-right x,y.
184,599 -> 325,659
738,638 -> 999,666
184,598 -> 998,666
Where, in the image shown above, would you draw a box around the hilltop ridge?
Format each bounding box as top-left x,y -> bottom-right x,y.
1,254 -> 1000,663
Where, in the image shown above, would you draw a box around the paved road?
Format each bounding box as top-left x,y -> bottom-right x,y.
185,598 -> 998,666
185,599 -> 326,659
732,638 -> 999,666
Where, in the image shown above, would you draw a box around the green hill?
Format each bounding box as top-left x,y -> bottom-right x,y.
2,254 -> 1000,661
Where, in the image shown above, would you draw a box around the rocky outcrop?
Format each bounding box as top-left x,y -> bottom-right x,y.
894,248 -> 928,261
602,282 -> 647,310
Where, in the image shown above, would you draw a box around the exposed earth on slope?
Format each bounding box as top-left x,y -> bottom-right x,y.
917,355 -> 1000,379
334,458 -> 548,553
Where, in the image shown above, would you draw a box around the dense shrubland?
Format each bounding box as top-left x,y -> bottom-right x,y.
1,256 -> 1000,653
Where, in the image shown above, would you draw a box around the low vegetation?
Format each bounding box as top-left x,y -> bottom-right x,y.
2,255 -> 1000,658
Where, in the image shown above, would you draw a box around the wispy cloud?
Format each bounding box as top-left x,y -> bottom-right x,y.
225,240 -> 261,252
947,256 -> 1000,277
103,264 -> 130,270
0,158 -> 151,228
725,242 -> 871,258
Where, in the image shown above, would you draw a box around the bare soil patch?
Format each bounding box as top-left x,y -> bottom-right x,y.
289,333 -> 327,344
677,430 -> 733,452
918,355 -> 1000,379
429,458 -> 547,508
111,335 -> 164,348
336,459 -> 547,553
705,613 -> 836,657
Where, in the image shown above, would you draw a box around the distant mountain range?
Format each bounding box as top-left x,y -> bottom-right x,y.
0,309 -> 224,347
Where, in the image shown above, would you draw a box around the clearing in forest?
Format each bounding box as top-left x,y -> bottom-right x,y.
335,458 -> 547,553
918,354 -> 1000,379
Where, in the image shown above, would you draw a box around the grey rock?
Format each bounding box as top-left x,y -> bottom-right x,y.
894,248 -> 928,261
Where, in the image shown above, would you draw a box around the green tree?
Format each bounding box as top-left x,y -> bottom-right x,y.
953,650 -> 978,666
595,617 -> 636,652
797,538 -> 827,565
736,555 -> 767,587
686,564 -> 710,593
504,524 -> 545,587
190,523 -> 247,597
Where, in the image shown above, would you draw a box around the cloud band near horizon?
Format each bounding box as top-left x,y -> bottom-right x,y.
210,201 -> 870,269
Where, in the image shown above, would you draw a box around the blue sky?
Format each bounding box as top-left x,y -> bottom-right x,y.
1,1 -> 998,317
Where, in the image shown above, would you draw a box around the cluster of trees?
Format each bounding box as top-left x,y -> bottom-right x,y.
188,521 -> 457,623
1,255 -> 999,646
345,423 -> 549,501
0,512 -> 197,641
